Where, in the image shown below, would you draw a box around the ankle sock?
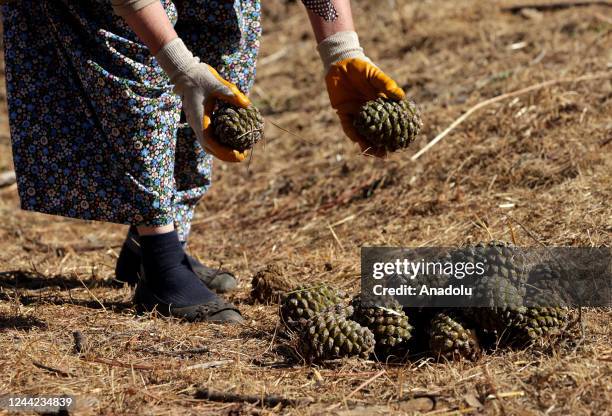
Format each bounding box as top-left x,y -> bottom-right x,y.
115,227 -> 187,285
139,230 -> 216,307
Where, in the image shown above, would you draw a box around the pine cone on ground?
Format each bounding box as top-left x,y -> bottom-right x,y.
526,263 -> 573,307
353,97 -> 422,152
299,305 -> 375,362
280,285 -> 344,325
451,241 -> 528,286
351,295 -> 413,359
428,312 -> 480,361
462,275 -> 526,332
397,254 -> 452,309
504,307 -> 569,346
212,104 -> 264,151
251,264 -> 296,304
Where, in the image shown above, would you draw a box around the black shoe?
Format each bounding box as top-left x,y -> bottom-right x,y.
114,232 -> 141,286
115,228 -> 238,293
133,268 -> 244,324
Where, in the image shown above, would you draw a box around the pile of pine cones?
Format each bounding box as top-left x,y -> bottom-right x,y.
252,242 -> 572,364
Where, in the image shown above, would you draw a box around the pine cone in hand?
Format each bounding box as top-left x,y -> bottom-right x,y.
353,97 -> 422,152
212,103 -> 264,151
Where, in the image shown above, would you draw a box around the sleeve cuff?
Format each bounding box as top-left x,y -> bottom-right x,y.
316,31 -> 368,72
155,37 -> 198,79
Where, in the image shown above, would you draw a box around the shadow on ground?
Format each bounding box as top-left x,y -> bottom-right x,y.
0,270 -> 133,312
0,270 -> 124,290
0,314 -> 47,332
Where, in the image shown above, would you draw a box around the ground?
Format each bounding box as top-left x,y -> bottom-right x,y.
0,0 -> 610,415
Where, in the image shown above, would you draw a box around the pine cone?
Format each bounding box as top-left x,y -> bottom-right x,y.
353,97 -> 422,152
351,295 -> 413,359
300,306 -> 375,362
397,254 -> 452,308
429,312 -> 480,361
280,285 -> 344,325
505,307 -> 569,346
462,275 -> 526,332
251,264 -> 297,304
451,241 -> 528,287
526,263 -> 573,307
212,104 -> 264,151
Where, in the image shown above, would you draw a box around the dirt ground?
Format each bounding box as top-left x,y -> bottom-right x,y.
0,0 -> 611,415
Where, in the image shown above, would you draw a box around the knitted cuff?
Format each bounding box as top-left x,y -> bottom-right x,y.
316,31 -> 368,73
155,37 -> 198,79
111,0 -> 158,17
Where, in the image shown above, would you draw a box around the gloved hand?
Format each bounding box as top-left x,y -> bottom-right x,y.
156,37 -> 250,163
318,31 -> 405,157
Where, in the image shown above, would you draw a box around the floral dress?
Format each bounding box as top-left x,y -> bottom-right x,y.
2,0 -> 333,241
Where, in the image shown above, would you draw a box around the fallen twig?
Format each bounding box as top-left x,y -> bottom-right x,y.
326,369 -> 386,411
138,346 -> 210,357
182,360 -> 232,371
76,275 -> 107,312
501,0 -> 611,13
194,388 -> 308,408
483,365 -> 507,416
83,356 -> 178,371
31,360 -> 72,377
411,72 -> 612,161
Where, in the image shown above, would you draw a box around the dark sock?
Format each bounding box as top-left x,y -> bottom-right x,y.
115,227 -> 187,285
139,230 -> 217,308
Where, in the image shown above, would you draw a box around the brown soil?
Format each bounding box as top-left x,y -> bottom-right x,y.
0,1 -> 610,414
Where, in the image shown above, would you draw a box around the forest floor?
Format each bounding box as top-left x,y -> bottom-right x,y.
0,0 -> 610,414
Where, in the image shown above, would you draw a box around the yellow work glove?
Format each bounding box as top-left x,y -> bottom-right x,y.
156,38 -> 250,163
318,32 -> 406,157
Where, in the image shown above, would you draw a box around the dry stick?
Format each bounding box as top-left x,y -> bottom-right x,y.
501,0 -> 611,12
411,72 -> 612,161
76,275 -> 107,312
505,214 -> 547,248
482,364 -> 507,416
268,120 -> 315,145
194,388 -> 308,408
138,346 -> 210,357
326,369 -> 387,412
31,360 -> 72,377
83,356 -> 179,371
182,360 -> 232,371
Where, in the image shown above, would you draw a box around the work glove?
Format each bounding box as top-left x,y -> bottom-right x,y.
156,38 -> 250,163
318,31 -> 405,157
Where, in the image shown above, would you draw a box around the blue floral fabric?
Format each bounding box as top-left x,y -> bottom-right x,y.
1,0 -> 261,240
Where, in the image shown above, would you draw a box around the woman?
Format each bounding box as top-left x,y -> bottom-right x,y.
2,0 -> 405,323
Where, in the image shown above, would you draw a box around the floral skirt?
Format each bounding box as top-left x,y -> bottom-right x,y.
2,0 -> 261,240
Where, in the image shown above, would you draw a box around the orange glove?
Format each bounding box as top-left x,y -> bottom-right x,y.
318,32 -> 405,157
156,38 -> 251,163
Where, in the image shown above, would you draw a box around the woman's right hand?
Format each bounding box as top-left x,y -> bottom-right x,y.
156,38 -> 251,163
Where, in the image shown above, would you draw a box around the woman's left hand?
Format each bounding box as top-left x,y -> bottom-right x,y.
325,57 -> 405,158
317,31 -> 405,158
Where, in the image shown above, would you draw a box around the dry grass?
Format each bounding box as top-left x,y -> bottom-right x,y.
0,0 -> 611,414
